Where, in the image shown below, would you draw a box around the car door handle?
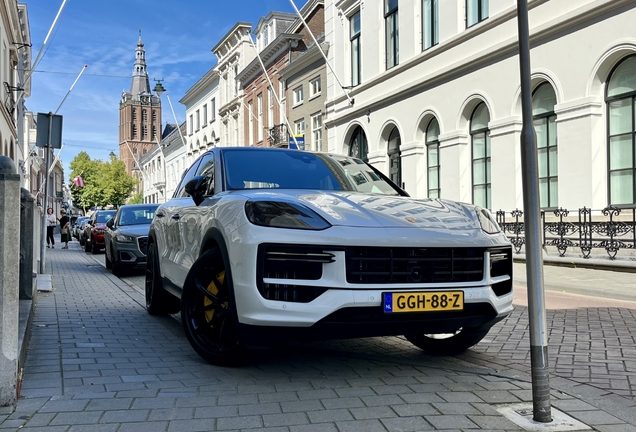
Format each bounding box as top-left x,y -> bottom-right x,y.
156,212 -> 165,218
171,214 -> 181,220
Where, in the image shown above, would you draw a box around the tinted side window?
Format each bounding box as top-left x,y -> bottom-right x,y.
176,159 -> 203,198
196,153 -> 215,195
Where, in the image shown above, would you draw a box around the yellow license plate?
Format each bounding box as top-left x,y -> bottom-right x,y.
383,291 -> 464,313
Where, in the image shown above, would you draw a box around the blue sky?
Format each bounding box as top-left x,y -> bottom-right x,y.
26,0 -> 298,181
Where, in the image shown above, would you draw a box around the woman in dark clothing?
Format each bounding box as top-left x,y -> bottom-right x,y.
59,210 -> 71,249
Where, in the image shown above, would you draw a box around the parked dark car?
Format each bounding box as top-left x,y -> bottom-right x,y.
83,209 -> 116,254
104,204 -> 159,276
145,147 -> 513,366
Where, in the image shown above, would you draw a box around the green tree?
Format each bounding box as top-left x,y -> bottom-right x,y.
99,154 -> 136,207
128,191 -> 144,204
69,152 -> 136,210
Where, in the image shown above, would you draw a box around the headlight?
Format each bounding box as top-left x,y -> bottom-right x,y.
115,234 -> 134,243
475,207 -> 501,234
245,200 -> 331,230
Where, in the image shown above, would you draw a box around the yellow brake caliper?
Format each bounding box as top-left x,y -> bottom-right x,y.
204,271 -> 226,324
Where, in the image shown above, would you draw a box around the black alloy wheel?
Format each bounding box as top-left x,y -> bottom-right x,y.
405,327 -> 491,355
145,241 -> 179,315
181,247 -> 244,366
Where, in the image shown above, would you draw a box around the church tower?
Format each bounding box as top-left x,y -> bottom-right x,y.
119,32 -> 161,177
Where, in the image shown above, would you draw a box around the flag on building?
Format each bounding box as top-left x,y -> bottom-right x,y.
72,175 -> 85,187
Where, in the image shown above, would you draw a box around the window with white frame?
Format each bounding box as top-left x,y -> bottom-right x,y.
268,87 -> 274,129
211,98 -> 216,121
203,104 -> 208,124
426,118 -> 440,198
310,76 -> 321,98
311,113 -> 323,152
350,11 -> 361,87
607,55 -> 636,205
532,82 -> 558,208
385,0 -> 399,69
248,100 -> 254,146
257,94 -> 263,142
471,103 -> 491,209
189,115 -> 193,135
196,110 -> 200,131
422,0 -> 438,50
233,115 -> 238,146
295,119 -> 305,136
293,86 -> 304,105
467,0 -> 488,27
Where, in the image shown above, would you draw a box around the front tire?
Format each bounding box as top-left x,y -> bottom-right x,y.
145,241 -> 179,315
405,327 -> 491,355
84,237 -> 91,252
91,240 -> 100,254
105,249 -> 112,269
181,247 -> 244,366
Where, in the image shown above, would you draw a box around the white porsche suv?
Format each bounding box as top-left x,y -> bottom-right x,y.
145,147 -> 513,365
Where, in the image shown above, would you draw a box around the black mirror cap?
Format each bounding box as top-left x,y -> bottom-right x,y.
184,175 -> 207,206
106,218 -> 114,229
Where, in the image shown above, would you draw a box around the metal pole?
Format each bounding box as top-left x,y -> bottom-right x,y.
516,0 -> 551,422
39,113 -> 53,274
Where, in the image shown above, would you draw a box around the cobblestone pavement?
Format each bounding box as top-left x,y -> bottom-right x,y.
1,241 -> 636,431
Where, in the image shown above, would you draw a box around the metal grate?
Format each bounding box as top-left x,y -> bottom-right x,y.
345,247 -> 485,284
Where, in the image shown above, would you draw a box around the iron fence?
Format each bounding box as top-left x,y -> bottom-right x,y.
495,206 -> 636,260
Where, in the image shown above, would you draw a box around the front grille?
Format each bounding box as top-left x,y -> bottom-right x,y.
137,237 -> 148,256
345,247 -> 484,284
257,244 -> 336,303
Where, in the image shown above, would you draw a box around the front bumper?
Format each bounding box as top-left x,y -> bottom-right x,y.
226,224 -> 514,339
113,237 -> 148,267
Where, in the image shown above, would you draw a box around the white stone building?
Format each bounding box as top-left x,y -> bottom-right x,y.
212,23 -> 257,147
179,68 -> 220,165
324,0 -> 636,211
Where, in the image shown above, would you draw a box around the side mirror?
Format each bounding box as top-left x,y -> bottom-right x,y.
106,218 -> 114,229
184,175 -> 208,206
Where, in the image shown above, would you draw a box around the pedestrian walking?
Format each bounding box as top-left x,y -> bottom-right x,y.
59,210 -> 71,249
46,207 -> 57,248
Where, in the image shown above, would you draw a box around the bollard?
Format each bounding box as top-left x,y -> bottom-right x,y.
0,156 -> 20,406
20,188 -> 35,300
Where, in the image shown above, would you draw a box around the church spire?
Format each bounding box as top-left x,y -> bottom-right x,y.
130,30 -> 151,97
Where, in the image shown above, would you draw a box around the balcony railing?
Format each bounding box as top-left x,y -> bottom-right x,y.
496,206 -> 636,260
268,124 -> 288,148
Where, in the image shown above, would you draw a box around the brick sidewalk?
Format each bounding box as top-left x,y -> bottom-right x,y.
2,240 -> 636,431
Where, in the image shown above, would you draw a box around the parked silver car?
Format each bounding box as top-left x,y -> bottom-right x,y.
104,204 -> 159,276
73,216 -> 89,240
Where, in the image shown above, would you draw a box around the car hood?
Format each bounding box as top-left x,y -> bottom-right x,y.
117,224 -> 151,237
238,190 -> 482,231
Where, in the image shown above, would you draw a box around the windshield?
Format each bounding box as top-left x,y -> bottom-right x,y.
96,211 -> 116,223
118,205 -> 159,226
222,149 -> 402,196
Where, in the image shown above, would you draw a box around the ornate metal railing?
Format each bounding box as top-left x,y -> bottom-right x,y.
268,124 -> 288,148
496,206 -> 636,260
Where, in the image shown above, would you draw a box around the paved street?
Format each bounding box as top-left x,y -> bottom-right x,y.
1,241 -> 635,431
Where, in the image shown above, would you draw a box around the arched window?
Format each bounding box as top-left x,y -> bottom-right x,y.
348,126 -> 368,162
471,103 -> 491,209
532,82 -> 558,208
607,55 -> 636,205
426,118 -> 440,198
387,126 -> 401,187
